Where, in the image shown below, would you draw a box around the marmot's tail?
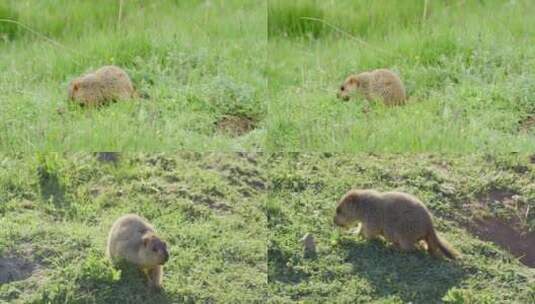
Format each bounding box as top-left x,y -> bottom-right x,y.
426,228 -> 460,260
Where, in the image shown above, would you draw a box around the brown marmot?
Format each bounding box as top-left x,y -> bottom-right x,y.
68,65 -> 135,106
337,69 -> 406,106
106,214 -> 169,289
333,189 -> 459,259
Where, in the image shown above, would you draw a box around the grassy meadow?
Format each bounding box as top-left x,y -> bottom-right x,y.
267,153 -> 535,303
0,152 -> 533,303
1,1 -> 535,303
267,0 -> 535,152
0,0 -> 266,151
0,153 -> 267,303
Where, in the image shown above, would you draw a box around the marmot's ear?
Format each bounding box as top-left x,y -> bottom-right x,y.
348,192 -> 360,206
72,82 -> 79,92
142,235 -> 150,247
348,77 -> 359,86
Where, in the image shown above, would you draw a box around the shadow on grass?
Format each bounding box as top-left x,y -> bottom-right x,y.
268,242 -> 309,284
85,264 -> 184,304
37,164 -> 66,208
340,238 -> 466,304
95,152 -> 120,164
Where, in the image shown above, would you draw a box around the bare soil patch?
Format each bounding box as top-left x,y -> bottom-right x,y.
216,115 -> 256,137
477,189 -> 516,205
467,188 -> 534,267
0,256 -> 37,284
519,115 -> 535,133
471,217 -> 535,267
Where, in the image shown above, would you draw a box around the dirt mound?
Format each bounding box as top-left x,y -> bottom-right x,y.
163,183 -> 232,212
216,115 -> 256,137
0,256 -> 37,284
477,189 -> 515,205
519,115 -> 535,133
471,217 -> 535,267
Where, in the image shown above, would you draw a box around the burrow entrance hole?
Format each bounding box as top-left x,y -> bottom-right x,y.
216,115 -> 257,137
469,189 -> 535,267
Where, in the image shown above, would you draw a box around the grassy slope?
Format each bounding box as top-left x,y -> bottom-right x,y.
0,0 -> 266,151
267,153 -> 535,303
0,153 -> 267,303
267,0 -> 535,152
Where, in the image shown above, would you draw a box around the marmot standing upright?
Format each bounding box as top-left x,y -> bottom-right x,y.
337,69 -> 406,106
106,214 -> 169,289
68,65 -> 135,106
333,189 -> 459,259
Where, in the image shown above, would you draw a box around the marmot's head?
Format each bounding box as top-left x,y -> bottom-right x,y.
68,78 -> 82,101
337,73 -> 370,101
67,74 -> 100,105
140,234 -> 169,266
333,190 -> 369,227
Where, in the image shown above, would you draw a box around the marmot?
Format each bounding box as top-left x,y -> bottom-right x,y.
106,214 -> 169,289
68,65 -> 135,106
333,189 -> 459,259
337,69 -> 406,106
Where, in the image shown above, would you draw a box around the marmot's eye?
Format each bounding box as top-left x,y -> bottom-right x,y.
152,247 -> 158,252
340,86 -> 345,91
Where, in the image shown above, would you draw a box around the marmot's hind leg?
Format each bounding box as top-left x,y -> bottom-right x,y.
398,238 -> 417,252
417,240 -> 428,251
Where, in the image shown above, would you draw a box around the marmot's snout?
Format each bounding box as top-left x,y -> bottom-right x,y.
152,239 -> 169,265
333,213 -> 351,228
333,196 -> 355,227
333,215 -> 342,226
161,249 -> 169,264
336,92 -> 350,101
337,85 -> 351,101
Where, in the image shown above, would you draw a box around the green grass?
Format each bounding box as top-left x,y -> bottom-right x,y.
2,1 -> 534,152
1,153 -> 534,303
0,0 -> 266,151
2,1 -> 535,302
267,153 -> 535,303
267,0 -> 535,152
0,153 -> 267,303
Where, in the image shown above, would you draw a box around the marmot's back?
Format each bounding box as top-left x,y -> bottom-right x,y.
369,69 -> 406,105
106,214 -> 155,262
95,65 -> 134,100
68,65 -> 134,106
381,191 -> 433,237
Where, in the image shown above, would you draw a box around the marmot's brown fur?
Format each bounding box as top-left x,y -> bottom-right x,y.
68,65 -> 135,106
106,214 -> 169,289
337,69 -> 406,106
333,189 -> 460,259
